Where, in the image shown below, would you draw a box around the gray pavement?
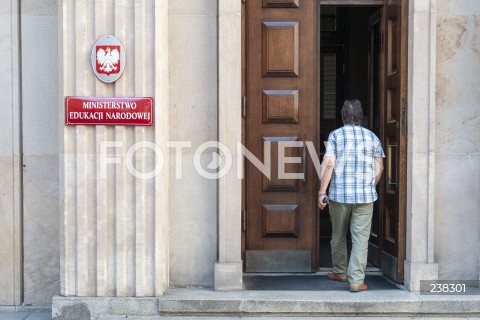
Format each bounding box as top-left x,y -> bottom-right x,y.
1,312 -> 480,319
4,312 -> 478,319
0,312 -> 50,320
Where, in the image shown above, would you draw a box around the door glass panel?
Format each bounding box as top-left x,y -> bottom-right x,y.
387,144 -> 397,186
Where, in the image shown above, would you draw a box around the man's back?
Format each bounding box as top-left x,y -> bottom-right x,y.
318,99 -> 385,292
325,124 -> 385,204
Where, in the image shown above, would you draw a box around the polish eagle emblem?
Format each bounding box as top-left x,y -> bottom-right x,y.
96,45 -> 121,75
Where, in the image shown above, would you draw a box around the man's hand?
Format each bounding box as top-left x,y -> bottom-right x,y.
318,194 -> 328,210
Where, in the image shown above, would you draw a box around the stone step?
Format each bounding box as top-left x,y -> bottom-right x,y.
98,316 -> 480,320
52,287 -> 480,319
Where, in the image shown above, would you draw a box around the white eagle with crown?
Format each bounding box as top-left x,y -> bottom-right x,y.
96,46 -> 120,74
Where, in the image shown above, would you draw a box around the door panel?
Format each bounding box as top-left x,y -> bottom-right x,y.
263,0 -> 300,8
262,137 -> 300,192
245,0 -> 318,272
262,204 -> 299,237
262,90 -> 299,123
262,22 -> 299,77
380,0 -> 407,283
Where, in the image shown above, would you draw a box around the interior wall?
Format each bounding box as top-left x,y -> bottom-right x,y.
434,0 -> 480,281
346,7 -> 377,120
168,0 -> 218,287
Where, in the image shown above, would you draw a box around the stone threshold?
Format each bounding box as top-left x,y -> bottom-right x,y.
52,287 -> 480,319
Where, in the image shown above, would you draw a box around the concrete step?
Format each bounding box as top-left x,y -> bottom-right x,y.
52,287 -> 480,319
99,316 -> 480,320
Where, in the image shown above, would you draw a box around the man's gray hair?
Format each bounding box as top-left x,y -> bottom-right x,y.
341,99 -> 364,125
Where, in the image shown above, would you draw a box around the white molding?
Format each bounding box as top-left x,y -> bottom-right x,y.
404,0 -> 439,290
215,0 -> 243,291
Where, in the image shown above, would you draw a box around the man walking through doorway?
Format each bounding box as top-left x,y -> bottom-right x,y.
318,99 -> 385,292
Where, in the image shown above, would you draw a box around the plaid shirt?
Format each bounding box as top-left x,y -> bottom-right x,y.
324,124 -> 385,204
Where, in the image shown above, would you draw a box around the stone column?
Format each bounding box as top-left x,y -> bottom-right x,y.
21,0 -> 60,306
0,0 -> 22,306
434,0 -> 480,282
57,0 -> 169,298
404,0 -> 439,291
215,0 -> 243,291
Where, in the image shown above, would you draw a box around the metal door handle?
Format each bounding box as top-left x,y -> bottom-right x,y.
302,142 -> 307,183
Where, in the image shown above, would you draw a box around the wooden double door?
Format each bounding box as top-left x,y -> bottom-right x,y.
243,0 -> 407,283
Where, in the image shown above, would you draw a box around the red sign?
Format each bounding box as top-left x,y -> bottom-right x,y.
65,96 -> 154,126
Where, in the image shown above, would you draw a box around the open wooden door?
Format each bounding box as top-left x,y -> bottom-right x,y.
379,0 -> 407,283
244,0 -> 319,272
367,1 -> 407,283
367,9 -> 383,268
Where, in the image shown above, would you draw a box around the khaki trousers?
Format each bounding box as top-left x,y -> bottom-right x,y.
328,201 -> 374,286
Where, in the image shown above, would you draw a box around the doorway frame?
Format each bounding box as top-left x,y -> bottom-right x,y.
215,0 -> 439,292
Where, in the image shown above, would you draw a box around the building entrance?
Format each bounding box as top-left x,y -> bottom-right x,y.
243,0 -> 407,284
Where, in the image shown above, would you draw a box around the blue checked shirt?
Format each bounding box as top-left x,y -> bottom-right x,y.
324,124 -> 385,204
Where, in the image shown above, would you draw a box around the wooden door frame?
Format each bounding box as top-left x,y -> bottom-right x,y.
241,0 -> 407,275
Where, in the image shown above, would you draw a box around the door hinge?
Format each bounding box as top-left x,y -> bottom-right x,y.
242,210 -> 247,231
401,97 -> 406,135
242,96 -> 247,118
242,0 -> 246,3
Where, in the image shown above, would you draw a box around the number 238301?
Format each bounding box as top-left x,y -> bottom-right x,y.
429,283 -> 466,293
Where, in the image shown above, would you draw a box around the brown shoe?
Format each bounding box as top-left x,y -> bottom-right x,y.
349,283 -> 368,292
327,272 -> 348,282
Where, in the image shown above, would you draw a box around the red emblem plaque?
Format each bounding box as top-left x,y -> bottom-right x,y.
65,97 -> 154,126
91,36 -> 126,83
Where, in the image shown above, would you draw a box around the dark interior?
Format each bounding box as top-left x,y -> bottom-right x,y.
319,6 -> 381,268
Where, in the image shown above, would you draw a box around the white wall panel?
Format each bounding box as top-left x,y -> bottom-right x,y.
59,0 -> 169,297
0,0 -> 21,306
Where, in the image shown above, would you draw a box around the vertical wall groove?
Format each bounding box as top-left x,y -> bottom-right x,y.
135,0 -> 145,296
113,0 -> 127,290
94,0 -> 116,297
154,0 -> 169,294
59,0 -> 168,297
146,0 -> 156,296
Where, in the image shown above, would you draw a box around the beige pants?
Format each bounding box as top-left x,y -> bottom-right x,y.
328,201 -> 374,286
